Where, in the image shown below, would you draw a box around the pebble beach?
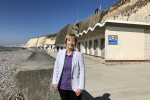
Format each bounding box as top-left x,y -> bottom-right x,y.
0,49 -> 34,100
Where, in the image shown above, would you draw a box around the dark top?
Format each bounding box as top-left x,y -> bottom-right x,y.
58,51 -> 73,90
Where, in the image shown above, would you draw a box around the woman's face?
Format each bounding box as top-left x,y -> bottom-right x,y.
67,37 -> 76,50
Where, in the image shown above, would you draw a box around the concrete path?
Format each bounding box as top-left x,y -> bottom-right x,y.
47,52 -> 150,100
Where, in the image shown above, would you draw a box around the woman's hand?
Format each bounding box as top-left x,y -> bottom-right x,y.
53,84 -> 58,90
75,88 -> 82,96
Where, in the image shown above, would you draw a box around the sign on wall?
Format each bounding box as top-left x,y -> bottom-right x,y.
108,35 -> 118,45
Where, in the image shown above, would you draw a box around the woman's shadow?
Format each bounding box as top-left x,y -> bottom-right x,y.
82,90 -> 111,100
94,93 -> 110,100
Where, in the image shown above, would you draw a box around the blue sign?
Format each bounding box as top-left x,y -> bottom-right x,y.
108,35 -> 118,45
109,40 -> 117,44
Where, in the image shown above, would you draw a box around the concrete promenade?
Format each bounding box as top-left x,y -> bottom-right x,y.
47,52 -> 150,100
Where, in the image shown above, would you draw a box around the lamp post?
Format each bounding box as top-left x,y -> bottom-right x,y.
100,5 -> 101,11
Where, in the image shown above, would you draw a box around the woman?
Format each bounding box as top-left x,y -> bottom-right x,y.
52,34 -> 85,100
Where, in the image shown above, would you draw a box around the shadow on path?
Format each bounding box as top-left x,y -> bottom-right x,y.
82,90 -> 111,100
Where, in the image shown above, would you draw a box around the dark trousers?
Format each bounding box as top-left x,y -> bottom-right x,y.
58,88 -> 82,100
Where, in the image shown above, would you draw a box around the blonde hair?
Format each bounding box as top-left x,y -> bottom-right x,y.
64,34 -> 77,45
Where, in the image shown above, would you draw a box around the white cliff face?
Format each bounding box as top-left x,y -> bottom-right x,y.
24,38 -> 39,48
127,3 -> 150,23
24,36 -> 57,48
113,2 -> 150,22
43,37 -> 56,49
101,0 -> 150,24
44,37 -> 56,45
101,0 -> 139,23
25,0 -> 150,48
36,36 -> 47,47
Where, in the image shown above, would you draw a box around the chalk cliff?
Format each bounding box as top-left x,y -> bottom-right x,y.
101,0 -> 150,23
36,36 -> 47,47
44,37 -> 56,45
24,38 -> 39,48
25,0 -> 150,47
24,34 -> 57,48
77,0 -> 150,34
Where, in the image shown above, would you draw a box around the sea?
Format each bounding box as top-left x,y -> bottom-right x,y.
0,47 -> 26,52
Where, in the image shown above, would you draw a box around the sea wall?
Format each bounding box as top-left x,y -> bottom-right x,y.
13,49 -> 61,100
55,24 -> 72,47
79,12 -> 102,33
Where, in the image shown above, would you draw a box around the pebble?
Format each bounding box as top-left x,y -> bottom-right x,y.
0,49 -> 33,100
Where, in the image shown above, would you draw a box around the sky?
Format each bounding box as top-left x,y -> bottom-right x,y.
0,0 -> 119,46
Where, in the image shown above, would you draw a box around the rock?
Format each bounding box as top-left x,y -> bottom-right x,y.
0,49 -> 33,100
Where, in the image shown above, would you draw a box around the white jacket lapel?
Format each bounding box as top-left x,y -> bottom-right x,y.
60,49 -> 66,71
71,50 -> 76,75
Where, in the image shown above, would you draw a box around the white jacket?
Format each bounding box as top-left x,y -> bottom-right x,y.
52,49 -> 85,92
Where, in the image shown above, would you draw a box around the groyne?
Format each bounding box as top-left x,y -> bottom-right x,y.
13,49 -> 61,100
